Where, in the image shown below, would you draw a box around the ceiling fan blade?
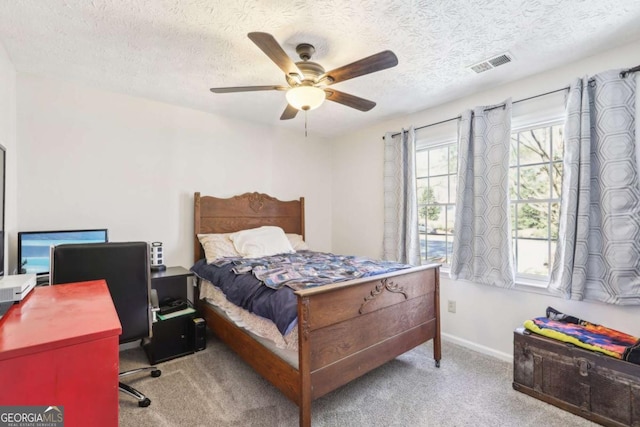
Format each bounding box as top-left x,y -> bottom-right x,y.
248,32 -> 303,78
210,85 -> 287,93
325,89 -> 376,111
321,50 -> 398,85
280,104 -> 298,120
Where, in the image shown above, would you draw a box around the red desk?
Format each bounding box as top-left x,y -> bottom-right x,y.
0,280 -> 121,427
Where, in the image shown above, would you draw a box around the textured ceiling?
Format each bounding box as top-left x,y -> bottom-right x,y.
1,1 -> 640,137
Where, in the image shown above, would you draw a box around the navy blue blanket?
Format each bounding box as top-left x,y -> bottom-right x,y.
192,258 -> 298,335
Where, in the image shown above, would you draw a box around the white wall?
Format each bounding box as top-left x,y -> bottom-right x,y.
331,39 -> 640,360
0,44 -> 16,277
15,74 -> 332,273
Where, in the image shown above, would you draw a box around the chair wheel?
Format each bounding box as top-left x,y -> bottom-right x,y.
138,398 -> 151,407
151,369 -> 161,378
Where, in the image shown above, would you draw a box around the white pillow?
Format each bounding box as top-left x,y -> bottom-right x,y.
230,226 -> 294,258
197,233 -> 240,263
286,233 -> 310,251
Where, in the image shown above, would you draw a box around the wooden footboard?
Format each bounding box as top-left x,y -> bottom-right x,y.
198,264 -> 440,427
296,264 -> 440,426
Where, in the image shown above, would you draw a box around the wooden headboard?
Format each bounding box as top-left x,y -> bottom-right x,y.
193,192 -> 305,263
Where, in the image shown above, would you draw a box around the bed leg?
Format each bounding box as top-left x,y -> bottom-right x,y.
299,401 -> 311,427
298,297 -> 312,427
433,269 -> 442,368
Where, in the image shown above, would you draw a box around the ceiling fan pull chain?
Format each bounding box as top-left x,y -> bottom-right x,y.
305,110 -> 308,138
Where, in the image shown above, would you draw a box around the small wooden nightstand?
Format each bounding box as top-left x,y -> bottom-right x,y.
143,266 -> 199,364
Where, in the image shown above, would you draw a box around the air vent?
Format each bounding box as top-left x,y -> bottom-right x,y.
468,52 -> 513,74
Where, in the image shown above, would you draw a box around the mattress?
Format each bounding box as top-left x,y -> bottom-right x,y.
199,279 -> 299,367
199,278 -> 298,347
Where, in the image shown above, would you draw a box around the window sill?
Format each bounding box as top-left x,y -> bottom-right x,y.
439,266 -> 557,297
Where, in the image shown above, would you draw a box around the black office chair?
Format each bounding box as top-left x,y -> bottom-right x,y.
50,241 -> 161,407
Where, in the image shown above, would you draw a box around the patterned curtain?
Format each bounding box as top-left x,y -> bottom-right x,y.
450,100 -> 515,288
383,128 -> 421,265
549,70 -> 640,304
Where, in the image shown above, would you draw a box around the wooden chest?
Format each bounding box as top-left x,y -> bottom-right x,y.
513,329 -> 640,427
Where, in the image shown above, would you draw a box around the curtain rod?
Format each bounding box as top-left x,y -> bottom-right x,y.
621,64 -> 640,78
385,86 -> 570,139
385,62 -> 640,140
483,64 -> 640,111
483,86 -> 570,112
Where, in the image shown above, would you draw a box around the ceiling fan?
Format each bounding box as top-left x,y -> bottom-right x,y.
210,32 -> 399,120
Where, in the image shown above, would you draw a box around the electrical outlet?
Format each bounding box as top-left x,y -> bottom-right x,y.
447,300 -> 456,313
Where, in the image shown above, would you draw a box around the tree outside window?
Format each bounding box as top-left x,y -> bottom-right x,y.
510,123 -> 564,277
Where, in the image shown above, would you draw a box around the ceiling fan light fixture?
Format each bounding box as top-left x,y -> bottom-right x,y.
286,86 -> 326,111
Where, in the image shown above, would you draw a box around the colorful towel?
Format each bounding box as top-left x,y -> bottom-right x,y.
524,307 -> 640,364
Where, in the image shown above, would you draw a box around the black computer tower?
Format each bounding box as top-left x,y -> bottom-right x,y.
191,317 -> 206,352
144,313 -> 195,364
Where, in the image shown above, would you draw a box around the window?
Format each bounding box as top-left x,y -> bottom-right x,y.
510,122 -> 564,280
416,142 -> 457,265
415,120 -> 564,283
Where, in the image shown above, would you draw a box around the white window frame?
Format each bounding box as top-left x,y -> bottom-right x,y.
509,118 -> 564,288
416,138 -> 458,267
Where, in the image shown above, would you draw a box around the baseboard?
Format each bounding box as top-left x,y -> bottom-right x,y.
442,333 -> 513,363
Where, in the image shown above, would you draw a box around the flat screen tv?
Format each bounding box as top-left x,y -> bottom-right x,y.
17,229 -> 109,276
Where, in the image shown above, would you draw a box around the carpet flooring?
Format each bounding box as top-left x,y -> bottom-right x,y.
118,331 -> 595,426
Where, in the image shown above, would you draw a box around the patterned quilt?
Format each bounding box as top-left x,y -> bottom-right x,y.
524,307 -> 640,364
211,251 -> 411,291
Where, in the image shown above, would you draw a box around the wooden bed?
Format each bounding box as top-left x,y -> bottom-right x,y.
193,191 -> 441,427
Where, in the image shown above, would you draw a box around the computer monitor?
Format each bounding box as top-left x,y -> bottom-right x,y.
17,229 -> 109,277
